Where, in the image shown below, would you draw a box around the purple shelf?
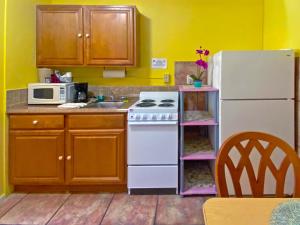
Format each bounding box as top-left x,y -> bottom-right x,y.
180,186 -> 217,196
180,119 -> 218,126
179,85 -> 218,92
181,152 -> 216,160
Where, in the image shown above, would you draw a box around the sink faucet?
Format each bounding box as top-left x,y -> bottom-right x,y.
107,95 -> 115,101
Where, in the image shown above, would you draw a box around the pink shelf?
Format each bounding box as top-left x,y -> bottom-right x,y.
180,119 -> 218,126
181,152 -> 216,160
180,186 -> 217,196
179,85 -> 218,92
182,137 -> 216,160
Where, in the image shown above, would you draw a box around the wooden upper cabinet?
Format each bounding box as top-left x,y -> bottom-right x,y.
36,6 -> 84,66
36,5 -> 136,67
85,6 -> 136,66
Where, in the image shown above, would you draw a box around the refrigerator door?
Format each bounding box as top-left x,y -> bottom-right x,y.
219,99 -> 295,195
212,50 -> 294,99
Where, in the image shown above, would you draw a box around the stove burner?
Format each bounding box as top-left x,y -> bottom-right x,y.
161,99 -> 175,103
136,102 -> 156,107
158,103 -> 174,107
141,99 -> 155,103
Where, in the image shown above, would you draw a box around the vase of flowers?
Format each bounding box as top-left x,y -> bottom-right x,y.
189,46 -> 210,88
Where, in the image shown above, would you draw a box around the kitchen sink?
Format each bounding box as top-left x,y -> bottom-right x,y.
87,101 -> 125,108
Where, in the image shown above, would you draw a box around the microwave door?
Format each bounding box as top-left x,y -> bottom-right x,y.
31,87 -> 59,104
33,88 -> 54,100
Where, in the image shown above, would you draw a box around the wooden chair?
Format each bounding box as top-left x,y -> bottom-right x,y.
215,131 -> 300,197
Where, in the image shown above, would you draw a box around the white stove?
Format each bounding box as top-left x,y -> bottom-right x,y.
127,92 -> 179,194
128,92 -> 178,122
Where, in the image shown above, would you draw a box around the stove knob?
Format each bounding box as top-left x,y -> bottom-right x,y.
142,114 -> 147,120
135,114 -> 141,120
167,114 -> 172,120
161,114 -> 166,120
152,114 -> 157,120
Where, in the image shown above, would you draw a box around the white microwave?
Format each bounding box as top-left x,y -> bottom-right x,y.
28,83 -> 75,104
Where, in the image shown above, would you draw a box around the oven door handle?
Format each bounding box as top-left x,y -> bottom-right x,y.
128,121 -> 178,125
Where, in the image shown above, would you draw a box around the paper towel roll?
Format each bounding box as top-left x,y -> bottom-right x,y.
38,68 -> 53,83
103,69 -> 126,78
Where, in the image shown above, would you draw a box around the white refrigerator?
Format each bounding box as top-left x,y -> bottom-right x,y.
210,50 -> 295,195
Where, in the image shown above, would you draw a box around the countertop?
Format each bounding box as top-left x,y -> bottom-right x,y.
7,99 -> 137,114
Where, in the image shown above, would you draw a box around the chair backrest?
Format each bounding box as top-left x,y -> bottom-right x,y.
215,131 -> 300,197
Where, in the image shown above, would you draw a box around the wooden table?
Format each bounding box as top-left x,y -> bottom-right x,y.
203,198 -> 296,225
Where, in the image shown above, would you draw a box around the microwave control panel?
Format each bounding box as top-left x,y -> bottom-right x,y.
60,87 -> 65,100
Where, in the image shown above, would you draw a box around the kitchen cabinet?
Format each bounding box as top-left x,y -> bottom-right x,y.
179,86 -> 219,196
36,5 -> 136,67
9,115 -> 65,185
85,6 -> 136,65
10,130 -> 65,185
66,129 -> 125,185
66,114 -> 126,185
9,113 -> 127,192
36,6 -> 84,65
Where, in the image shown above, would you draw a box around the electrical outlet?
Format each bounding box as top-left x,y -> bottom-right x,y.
164,74 -> 170,83
152,58 -> 167,69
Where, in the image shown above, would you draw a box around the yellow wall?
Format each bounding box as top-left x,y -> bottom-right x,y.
51,0 -> 264,86
0,0 -> 6,195
264,0 -> 300,53
1,0 -> 264,195
1,0 -> 50,195
5,0 -> 264,88
5,0 -> 47,90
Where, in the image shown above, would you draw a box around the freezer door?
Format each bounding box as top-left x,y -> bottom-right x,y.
213,50 -> 294,99
219,99 -> 295,195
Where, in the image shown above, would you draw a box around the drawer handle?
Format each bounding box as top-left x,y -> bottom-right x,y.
32,120 -> 39,125
67,155 -> 71,160
58,156 -> 63,160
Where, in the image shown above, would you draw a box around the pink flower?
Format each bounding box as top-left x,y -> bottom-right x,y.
194,46 -> 209,77
196,59 -> 208,69
196,49 -> 203,54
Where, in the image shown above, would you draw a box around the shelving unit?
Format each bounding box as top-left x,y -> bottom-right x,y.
179,85 -> 219,196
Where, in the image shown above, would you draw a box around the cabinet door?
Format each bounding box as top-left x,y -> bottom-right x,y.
84,6 -> 136,66
10,130 -> 65,185
37,6 -> 84,66
66,129 -> 125,185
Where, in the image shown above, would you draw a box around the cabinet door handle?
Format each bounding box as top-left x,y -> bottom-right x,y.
85,34 -> 90,38
32,120 -> 38,125
67,155 -> 72,160
78,33 -> 82,38
58,156 -> 63,160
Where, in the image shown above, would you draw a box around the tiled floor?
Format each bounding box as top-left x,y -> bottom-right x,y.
0,193 -> 209,225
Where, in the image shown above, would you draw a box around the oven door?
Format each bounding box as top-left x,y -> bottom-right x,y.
127,121 -> 178,165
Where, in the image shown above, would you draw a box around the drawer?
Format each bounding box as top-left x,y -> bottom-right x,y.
128,166 -> 178,189
67,114 -> 125,129
10,115 -> 64,129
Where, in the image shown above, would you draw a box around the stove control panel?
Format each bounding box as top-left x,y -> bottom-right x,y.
128,113 -> 178,121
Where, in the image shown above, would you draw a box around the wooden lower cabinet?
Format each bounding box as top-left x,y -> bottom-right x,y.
9,113 -> 127,192
66,129 -> 125,185
9,130 -> 65,185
